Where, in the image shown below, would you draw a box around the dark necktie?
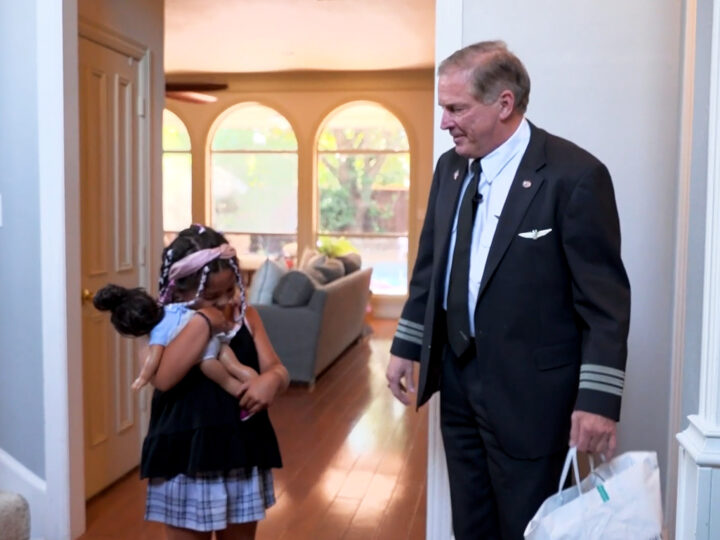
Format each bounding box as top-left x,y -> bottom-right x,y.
446,160 -> 482,357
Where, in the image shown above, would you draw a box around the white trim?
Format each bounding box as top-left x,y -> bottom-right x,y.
427,396 -> 453,540
0,448 -> 46,539
78,17 -> 145,60
668,0 -> 697,533
677,416 -> 720,467
676,416 -> 720,538
676,0 -> 720,537
37,0 -> 84,538
136,47 -> 153,439
75,16 -> 156,493
427,0 -> 462,538
700,0 -> 720,427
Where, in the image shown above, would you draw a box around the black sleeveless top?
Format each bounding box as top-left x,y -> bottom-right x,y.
140,324 -> 283,479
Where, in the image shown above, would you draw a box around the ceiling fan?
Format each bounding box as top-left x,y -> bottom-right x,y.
165,82 -> 228,104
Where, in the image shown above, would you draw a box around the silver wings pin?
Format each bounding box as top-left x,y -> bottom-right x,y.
518,228 -> 552,240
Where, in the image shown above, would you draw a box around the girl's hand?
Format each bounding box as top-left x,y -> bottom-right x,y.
237,372 -> 284,415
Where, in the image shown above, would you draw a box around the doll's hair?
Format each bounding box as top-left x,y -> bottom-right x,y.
157,224 -> 246,321
93,284 -> 164,337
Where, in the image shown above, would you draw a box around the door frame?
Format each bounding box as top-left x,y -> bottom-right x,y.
40,12 -> 152,535
78,17 -> 152,434
37,1 -> 84,537
78,16 -> 154,446
77,19 -> 153,497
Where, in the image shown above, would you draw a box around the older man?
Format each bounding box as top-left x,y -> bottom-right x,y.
386,41 -> 630,539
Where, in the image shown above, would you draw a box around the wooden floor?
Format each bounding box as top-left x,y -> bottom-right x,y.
78,318 -> 428,540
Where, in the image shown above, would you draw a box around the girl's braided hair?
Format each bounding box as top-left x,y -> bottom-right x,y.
158,225 -> 246,320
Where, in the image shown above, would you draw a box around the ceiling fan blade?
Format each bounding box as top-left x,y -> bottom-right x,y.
165,82 -> 228,92
166,90 -> 218,104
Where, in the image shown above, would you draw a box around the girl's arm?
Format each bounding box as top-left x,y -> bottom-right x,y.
132,344 -> 164,391
218,344 -> 259,382
199,359 -> 246,397
151,306 -> 230,391
237,306 -> 289,415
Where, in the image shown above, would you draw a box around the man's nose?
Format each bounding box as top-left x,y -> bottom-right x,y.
440,110 -> 452,129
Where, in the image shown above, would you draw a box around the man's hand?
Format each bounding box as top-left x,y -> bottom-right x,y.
386,355 -> 416,405
570,410 -> 617,458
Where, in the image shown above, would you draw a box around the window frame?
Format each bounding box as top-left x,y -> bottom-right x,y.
208,102 -> 299,254
315,101 -> 411,295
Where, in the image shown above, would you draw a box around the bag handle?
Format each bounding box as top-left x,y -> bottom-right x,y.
558,446 -> 582,496
587,452 -> 608,482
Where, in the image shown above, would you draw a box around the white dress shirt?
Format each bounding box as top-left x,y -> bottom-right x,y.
443,118 -> 531,335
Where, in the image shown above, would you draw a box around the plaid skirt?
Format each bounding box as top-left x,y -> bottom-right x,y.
145,467 -> 275,531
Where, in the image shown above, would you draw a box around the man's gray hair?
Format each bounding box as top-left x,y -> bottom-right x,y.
439,40 -> 531,113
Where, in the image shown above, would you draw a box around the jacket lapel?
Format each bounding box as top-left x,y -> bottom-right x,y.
435,153 -> 469,276
477,124 -> 547,299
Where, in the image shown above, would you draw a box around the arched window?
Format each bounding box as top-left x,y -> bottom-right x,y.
210,103 -> 298,258
162,109 -> 192,244
317,102 -> 410,295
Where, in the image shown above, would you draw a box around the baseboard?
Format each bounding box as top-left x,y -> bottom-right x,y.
370,294 -> 404,319
0,447 -> 46,539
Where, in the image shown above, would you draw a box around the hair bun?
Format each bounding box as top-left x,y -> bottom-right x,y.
93,284 -> 129,311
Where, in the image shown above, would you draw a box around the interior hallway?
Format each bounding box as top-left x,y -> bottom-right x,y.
78,317 -> 428,539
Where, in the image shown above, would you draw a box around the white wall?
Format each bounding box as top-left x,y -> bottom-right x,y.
0,1 -> 165,537
0,0 -> 45,480
431,1 -> 683,532
682,0 -> 714,436
462,0 -> 682,494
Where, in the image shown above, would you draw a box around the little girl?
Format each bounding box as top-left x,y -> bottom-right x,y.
94,241 -> 258,405
104,225 -> 288,538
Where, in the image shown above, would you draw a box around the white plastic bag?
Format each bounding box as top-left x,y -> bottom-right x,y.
524,447 -> 663,540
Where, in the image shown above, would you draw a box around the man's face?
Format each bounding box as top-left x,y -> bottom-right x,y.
438,68 -> 503,158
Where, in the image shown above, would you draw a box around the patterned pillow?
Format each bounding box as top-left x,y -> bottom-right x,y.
248,258 -> 287,305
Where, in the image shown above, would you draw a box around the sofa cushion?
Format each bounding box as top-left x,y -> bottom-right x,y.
272,270 -> 317,307
298,248 -> 319,269
338,252 -> 362,274
304,254 -> 345,284
248,258 -> 287,305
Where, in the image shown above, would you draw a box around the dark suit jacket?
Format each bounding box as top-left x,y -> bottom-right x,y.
391,122 -> 630,459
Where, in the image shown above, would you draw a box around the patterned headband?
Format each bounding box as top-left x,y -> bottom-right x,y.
168,244 -> 237,283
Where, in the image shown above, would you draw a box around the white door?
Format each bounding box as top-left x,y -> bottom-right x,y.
79,36 -> 142,498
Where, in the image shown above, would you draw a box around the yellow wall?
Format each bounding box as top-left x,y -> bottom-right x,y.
165,69 -> 434,302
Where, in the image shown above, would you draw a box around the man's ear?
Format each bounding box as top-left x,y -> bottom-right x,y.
497,89 -> 516,120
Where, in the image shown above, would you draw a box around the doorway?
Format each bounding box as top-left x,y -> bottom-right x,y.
77,24 -> 151,499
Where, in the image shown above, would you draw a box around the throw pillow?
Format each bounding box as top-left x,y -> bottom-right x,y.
304,254 -> 345,284
248,258 -> 287,305
298,248 -> 319,270
272,270 -> 317,307
338,252 -> 362,274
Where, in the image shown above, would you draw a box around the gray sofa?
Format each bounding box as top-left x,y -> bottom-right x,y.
255,267 -> 372,384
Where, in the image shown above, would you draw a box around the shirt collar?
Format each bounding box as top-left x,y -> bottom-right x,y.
473,117 -> 530,184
